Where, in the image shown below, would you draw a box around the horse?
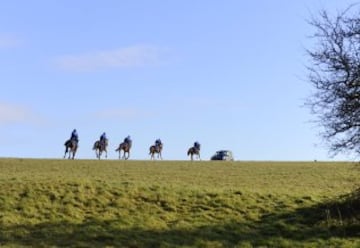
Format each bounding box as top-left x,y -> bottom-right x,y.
149,143 -> 163,160
93,139 -> 108,159
187,146 -> 201,161
115,141 -> 132,160
64,139 -> 78,159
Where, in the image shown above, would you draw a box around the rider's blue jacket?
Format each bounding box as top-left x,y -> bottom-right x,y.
100,133 -> 107,141
71,130 -> 78,141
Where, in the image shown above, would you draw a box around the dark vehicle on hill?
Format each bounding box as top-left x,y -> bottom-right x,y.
210,150 -> 234,161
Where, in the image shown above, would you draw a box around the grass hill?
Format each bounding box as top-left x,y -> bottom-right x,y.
0,159 -> 359,247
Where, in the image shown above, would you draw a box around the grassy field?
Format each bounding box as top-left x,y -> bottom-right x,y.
0,158 -> 359,247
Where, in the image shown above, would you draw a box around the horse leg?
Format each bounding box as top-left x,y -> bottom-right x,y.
72,146 -> 77,160
124,150 -> 129,160
149,148 -> 153,160
65,145 -> 72,159
66,146 -> 71,159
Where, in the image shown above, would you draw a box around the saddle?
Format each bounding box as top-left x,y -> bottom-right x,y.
155,143 -> 162,152
99,139 -> 108,149
125,139 -> 132,147
65,139 -> 77,147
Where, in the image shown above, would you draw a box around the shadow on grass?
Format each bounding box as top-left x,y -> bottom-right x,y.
1,191 -> 360,247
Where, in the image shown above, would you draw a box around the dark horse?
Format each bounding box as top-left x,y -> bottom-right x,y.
93,139 -> 108,159
187,146 -> 201,161
115,141 -> 132,160
64,139 -> 78,159
149,143 -> 163,160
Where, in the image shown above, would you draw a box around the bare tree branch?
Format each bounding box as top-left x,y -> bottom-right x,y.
307,4 -> 360,156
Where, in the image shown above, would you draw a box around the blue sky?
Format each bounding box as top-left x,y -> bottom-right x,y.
0,0 -> 356,161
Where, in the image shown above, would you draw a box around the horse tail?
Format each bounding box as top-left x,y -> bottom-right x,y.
93,141 -> 98,150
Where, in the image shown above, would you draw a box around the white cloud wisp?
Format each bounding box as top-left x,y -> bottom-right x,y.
55,45 -> 169,71
0,102 -> 42,125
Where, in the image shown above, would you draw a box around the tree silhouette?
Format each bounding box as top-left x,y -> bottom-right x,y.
307,4 -> 360,156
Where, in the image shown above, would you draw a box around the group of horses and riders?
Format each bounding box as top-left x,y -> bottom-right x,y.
64,129 -> 201,160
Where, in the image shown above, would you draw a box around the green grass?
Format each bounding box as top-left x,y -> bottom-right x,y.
0,158 -> 359,247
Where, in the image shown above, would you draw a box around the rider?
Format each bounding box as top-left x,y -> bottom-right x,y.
194,141 -> 201,151
70,129 -> 79,142
124,135 -> 132,147
100,132 -> 107,145
155,138 -> 162,147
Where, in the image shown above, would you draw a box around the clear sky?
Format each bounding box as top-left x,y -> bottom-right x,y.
0,0 -> 356,161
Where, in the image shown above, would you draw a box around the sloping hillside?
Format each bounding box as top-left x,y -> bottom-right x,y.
0,159 -> 359,247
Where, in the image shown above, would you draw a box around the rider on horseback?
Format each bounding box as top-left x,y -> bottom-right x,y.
70,129 -> 79,142
64,129 -> 78,159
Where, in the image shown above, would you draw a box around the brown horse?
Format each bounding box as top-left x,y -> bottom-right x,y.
149,143 -> 163,160
93,139 -> 108,159
187,146 -> 201,161
64,139 -> 78,159
115,141 -> 131,160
